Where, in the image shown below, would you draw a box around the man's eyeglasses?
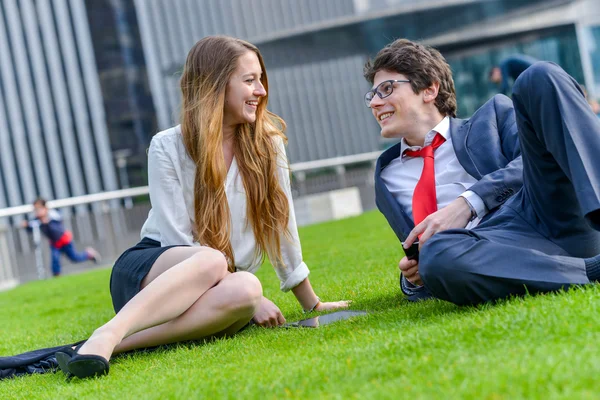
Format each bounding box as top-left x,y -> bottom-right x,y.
364,79 -> 411,108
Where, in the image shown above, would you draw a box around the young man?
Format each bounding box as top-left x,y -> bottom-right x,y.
365,39 -> 600,305
23,198 -> 101,277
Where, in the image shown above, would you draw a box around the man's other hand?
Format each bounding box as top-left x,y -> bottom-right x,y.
399,256 -> 422,286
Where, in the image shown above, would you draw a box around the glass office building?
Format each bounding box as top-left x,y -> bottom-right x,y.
1,0 -> 600,204
446,27 -> 585,117
131,0 -> 600,168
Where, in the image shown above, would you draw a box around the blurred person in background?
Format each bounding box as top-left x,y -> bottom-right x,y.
22,197 -> 100,277
53,35 -> 349,380
489,54 -> 538,95
365,38 -> 600,306
580,84 -> 600,116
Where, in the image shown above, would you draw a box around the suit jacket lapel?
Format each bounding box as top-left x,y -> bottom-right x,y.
450,117 -> 481,180
375,143 -> 415,242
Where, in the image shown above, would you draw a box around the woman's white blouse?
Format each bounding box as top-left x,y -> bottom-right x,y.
140,125 -> 309,291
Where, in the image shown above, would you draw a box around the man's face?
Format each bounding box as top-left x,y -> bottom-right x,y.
369,70 -> 424,139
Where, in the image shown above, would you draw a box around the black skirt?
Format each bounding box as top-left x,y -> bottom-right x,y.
110,237 -> 189,313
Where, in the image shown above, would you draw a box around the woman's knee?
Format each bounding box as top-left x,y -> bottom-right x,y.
222,272 -> 262,315
188,248 -> 228,283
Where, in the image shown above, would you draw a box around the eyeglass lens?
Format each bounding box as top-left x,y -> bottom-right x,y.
365,80 -> 394,106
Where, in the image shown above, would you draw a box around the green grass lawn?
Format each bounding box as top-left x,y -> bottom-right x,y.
1,210 -> 599,399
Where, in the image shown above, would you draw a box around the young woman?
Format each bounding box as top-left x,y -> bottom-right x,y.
55,36 -> 349,379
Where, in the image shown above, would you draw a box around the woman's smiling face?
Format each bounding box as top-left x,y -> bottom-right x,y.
223,51 -> 267,127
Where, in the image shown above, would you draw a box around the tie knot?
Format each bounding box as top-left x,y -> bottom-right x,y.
403,133 -> 446,159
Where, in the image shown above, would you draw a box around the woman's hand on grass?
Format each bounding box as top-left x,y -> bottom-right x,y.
314,300 -> 351,312
253,296 -> 286,328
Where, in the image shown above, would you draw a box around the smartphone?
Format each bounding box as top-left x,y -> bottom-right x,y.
284,310 -> 367,328
403,240 -> 419,261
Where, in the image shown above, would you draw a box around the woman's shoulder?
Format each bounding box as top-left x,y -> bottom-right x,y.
151,125 -> 183,147
149,125 -> 192,168
270,134 -> 286,153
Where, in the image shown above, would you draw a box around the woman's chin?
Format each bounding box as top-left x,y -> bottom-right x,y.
243,114 -> 257,124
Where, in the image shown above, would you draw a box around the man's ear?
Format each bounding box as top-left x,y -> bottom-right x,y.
422,82 -> 440,104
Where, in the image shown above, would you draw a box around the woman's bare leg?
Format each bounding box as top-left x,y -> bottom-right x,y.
113,271 -> 261,353
76,246 -> 235,361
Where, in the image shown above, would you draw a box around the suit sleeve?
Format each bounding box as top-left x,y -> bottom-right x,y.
467,95 -> 523,211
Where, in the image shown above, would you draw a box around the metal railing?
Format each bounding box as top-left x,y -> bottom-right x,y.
0,186 -> 151,218
0,150 -> 382,290
291,151 -> 380,196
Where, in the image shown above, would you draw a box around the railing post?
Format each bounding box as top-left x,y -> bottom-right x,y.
368,160 -> 377,187
335,165 -> 347,189
114,149 -> 133,209
0,222 -> 19,290
31,224 -> 46,280
295,171 -> 307,196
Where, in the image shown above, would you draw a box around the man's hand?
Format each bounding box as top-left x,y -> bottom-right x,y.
404,197 -> 472,249
399,256 -> 422,286
21,220 -> 28,228
252,296 -> 285,328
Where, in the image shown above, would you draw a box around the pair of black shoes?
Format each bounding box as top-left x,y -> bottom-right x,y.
55,343 -> 110,379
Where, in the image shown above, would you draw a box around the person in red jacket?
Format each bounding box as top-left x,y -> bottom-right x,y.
22,198 -> 101,277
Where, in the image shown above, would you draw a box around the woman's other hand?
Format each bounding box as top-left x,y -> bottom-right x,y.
252,296 -> 286,328
314,300 -> 351,312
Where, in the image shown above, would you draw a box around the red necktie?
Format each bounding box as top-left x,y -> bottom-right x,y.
403,133 -> 446,227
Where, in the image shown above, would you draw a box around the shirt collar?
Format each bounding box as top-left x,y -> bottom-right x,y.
400,116 -> 450,159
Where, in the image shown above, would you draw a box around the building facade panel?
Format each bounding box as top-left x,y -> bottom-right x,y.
4,0 -> 53,200
0,0 -> 119,213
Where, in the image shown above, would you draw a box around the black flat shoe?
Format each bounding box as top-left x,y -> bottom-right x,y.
55,346 -> 77,377
67,353 -> 110,379
56,342 -> 110,379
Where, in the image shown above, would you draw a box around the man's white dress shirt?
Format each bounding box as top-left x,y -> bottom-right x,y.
140,125 -> 309,291
380,117 -> 488,230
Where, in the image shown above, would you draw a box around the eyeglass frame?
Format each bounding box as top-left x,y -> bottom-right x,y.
364,79 -> 411,108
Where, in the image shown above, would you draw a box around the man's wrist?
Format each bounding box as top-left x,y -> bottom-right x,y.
459,196 -> 477,222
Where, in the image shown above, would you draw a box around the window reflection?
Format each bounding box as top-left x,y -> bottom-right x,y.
446,27 -> 585,117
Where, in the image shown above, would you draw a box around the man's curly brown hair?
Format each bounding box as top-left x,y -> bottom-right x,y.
364,39 -> 457,117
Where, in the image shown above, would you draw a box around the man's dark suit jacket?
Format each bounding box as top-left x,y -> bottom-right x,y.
374,94 -> 523,299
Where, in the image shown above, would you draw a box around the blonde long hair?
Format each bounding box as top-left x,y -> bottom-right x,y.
180,36 -> 290,271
